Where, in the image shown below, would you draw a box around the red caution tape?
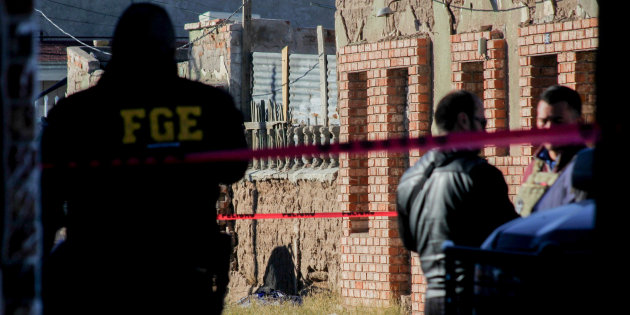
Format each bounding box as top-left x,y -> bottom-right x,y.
43,124 -> 598,168
190,124 -> 597,162
217,211 -> 398,221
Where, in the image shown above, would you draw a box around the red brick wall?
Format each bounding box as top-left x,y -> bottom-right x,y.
338,17 -> 597,313
450,19 -> 598,200
451,30 -> 508,159
519,18 -> 598,125
338,37 -> 431,309
514,18 -> 598,194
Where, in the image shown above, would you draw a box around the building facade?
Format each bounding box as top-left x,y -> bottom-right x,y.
335,0 -> 598,312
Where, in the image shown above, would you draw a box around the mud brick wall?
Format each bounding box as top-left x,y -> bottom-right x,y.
227,175 -> 342,302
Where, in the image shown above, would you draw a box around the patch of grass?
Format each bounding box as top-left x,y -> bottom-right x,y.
223,290 -> 404,315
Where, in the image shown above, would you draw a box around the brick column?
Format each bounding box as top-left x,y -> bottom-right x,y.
558,51 -> 597,124
410,253 -> 425,313
451,30 -> 508,158
337,38 -> 431,308
407,58 -> 432,166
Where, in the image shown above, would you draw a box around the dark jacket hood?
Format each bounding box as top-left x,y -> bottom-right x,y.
101,3 -> 177,85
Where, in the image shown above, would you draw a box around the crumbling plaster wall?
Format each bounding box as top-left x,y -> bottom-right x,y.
66,47 -> 107,96
181,19 -> 335,114
68,46 -> 187,96
226,174 -> 342,302
335,0 -> 434,46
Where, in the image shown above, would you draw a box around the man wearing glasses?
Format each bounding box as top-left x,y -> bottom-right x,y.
396,90 -> 518,315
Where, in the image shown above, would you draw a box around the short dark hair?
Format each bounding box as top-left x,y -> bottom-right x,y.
540,85 -> 582,116
435,90 -> 480,132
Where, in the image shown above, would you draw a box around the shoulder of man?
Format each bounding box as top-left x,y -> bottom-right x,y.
434,151 -> 487,175
174,78 -> 233,99
173,78 -> 240,115
468,159 -> 505,181
46,87 -> 100,121
397,150 -> 443,210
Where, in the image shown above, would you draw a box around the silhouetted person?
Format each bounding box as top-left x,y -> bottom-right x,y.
396,90 -> 518,315
41,4 -> 247,314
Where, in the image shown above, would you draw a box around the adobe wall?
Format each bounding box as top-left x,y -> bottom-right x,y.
226,170 -> 342,302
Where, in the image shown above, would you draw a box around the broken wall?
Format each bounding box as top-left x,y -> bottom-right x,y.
67,46 -> 188,96
182,19 -> 336,115
66,47 -> 107,95
335,0 -> 434,46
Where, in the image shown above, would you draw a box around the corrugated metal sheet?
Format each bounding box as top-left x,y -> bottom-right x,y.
252,52 -> 283,105
252,52 -> 338,126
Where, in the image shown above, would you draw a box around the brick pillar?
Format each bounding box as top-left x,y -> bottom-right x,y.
407,61 -> 431,165
339,71 -> 370,234
410,253 -> 425,314
451,31 -> 508,159
1,0 -> 42,314
483,35 -> 508,156
337,38 -> 431,308
575,52 -> 597,124
366,67 -> 410,304
559,51 -> 597,124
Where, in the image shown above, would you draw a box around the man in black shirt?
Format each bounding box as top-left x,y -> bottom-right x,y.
41,4 -> 248,314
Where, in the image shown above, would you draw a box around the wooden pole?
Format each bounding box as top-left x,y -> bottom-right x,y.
317,25 -> 329,126
282,45 -> 290,123
241,0 -> 252,121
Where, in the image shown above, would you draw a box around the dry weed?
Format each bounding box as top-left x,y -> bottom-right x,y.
223,290 -> 404,315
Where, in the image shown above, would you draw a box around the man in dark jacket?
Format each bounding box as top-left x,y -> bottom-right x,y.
40,4 -> 247,314
396,90 -> 518,315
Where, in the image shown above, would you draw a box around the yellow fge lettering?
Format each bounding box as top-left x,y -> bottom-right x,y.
121,109 -> 146,144
120,106 -> 203,144
149,107 -> 175,142
177,106 -> 203,141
